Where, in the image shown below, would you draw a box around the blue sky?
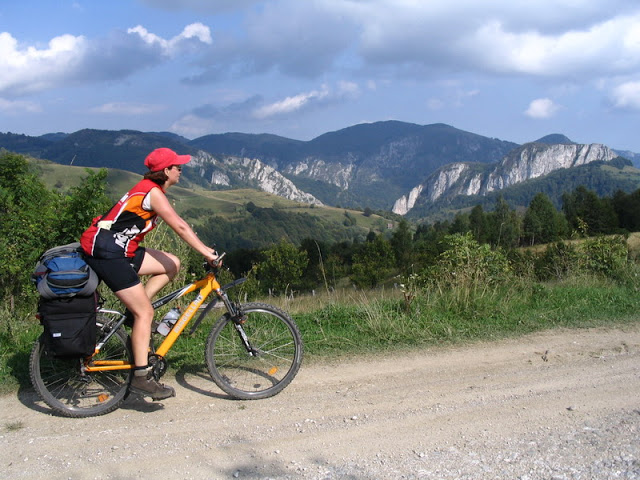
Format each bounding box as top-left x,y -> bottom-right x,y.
2,1 -> 640,152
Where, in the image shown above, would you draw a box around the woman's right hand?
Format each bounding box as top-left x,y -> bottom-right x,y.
207,250 -> 224,268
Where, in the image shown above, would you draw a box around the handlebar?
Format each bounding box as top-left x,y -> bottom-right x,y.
204,251 -> 226,272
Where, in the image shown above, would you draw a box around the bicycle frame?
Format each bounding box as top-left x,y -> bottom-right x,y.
85,270 -> 228,373
30,254 -> 302,416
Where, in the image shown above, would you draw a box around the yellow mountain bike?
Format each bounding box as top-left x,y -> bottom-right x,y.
29,256 -> 303,418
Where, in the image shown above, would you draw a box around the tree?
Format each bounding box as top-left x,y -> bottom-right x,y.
487,196 -> 520,249
343,211 -> 356,226
257,239 -> 309,295
298,238 -> 330,290
522,192 -> 566,245
612,189 -> 640,232
413,221 -> 451,267
0,153 -> 60,303
0,157 -> 112,306
562,186 -> 617,236
431,232 -> 511,291
390,218 -> 413,273
449,212 -> 470,235
469,204 -> 488,245
350,236 -> 394,288
57,169 -> 111,245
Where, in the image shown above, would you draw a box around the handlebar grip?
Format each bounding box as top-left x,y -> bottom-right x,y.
204,251 -> 226,271
213,251 -> 226,266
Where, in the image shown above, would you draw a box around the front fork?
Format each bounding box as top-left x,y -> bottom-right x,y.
227,303 -> 257,357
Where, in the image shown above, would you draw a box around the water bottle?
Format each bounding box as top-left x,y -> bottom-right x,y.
155,307 -> 180,336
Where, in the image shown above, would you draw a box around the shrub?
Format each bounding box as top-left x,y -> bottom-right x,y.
422,232 -> 512,313
427,232 -> 511,289
581,235 -> 628,280
534,241 -> 579,281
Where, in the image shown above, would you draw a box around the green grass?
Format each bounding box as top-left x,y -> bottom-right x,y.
288,277 -> 640,358
3,268 -> 640,395
127,273 -> 640,375
0,303 -> 42,395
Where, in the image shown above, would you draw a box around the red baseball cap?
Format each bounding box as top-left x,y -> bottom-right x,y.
144,148 -> 191,172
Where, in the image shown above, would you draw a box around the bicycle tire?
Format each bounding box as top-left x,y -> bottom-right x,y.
29,314 -> 132,418
205,302 -> 303,400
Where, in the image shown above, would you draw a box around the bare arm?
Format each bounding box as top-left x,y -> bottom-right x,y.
149,187 -> 217,262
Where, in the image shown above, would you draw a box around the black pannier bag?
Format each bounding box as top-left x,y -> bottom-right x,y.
32,242 -> 100,358
38,294 -> 98,358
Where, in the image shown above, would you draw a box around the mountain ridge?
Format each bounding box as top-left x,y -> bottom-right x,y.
1,121 -> 638,220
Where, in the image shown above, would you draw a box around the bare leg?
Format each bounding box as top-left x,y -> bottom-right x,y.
114,283 -> 154,367
138,248 -> 181,299
115,264 -> 176,400
117,249 -> 180,366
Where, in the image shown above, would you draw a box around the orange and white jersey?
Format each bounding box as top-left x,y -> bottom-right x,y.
81,179 -> 163,258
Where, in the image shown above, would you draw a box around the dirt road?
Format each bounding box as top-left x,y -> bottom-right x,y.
1,325 -> 639,479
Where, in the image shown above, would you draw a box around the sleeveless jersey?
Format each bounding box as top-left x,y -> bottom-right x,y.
81,179 -> 163,259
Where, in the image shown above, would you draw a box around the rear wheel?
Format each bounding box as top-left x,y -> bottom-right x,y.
29,314 -> 132,418
205,302 -> 303,400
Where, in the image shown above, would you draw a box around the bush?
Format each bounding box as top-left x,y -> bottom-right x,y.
421,232 -> 512,314
534,241 -> 579,281
350,236 -> 395,288
581,235 -> 628,280
426,232 -> 511,288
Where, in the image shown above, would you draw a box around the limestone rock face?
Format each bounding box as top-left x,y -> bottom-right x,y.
392,143 -> 617,215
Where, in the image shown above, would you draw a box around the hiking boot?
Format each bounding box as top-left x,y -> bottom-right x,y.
129,371 -> 176,400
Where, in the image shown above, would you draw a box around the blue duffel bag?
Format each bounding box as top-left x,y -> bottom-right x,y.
32,242 -> 99,299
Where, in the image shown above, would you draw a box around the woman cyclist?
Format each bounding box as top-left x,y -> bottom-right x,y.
80,148 -> 219,400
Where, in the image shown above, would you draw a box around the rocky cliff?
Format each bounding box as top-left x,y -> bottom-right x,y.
393,143 -> 618,215
190,152 -> 323,206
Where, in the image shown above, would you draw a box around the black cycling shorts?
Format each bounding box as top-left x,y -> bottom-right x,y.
84,248 -> 146,293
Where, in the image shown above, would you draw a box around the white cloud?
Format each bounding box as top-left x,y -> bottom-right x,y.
426,83 -> 478,111
90,102 -> 165,115
127,22 -> 212,56
0,97 -> 41,113
427,98 -> 445,111
610,81 -> 640,110
337,81 -> 360,97
0,23 -> 213,97
170,113 -> 212,138
462,14 -> 640,77
525,98 -> 560,119
252,85 -> 330,119
251,81 -> 363,119
211,1 -> 640,81
0,32 -> 86,95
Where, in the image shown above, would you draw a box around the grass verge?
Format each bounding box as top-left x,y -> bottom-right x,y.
2,274 -> 639,395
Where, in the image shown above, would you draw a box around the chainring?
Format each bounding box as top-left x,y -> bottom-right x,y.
147,353 -> 168,380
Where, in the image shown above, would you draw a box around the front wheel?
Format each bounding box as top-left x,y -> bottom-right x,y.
205,302 -> 303,400
29,314 -> 132,418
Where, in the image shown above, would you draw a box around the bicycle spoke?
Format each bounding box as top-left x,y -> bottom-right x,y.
206,303 -> 303,400
30,316 -> 132,418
